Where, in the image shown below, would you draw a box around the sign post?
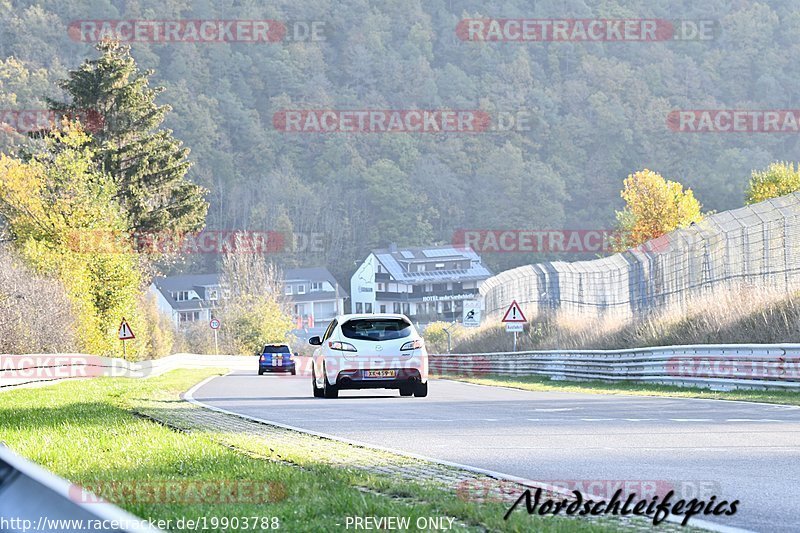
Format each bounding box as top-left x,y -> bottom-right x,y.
118,317 -> 135,357
209,318 -> 221,355
501,300 -> 527,352
462,300 -> 481,328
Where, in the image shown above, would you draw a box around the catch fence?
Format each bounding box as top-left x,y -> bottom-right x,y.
481,192 -> 800,320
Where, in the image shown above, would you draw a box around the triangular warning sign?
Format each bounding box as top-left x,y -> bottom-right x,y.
501,300 -> 527,323
118,318 -> 135,340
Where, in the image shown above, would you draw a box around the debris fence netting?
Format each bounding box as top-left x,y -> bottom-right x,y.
482,192 -> 800,321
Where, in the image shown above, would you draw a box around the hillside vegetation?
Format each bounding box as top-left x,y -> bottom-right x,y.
2,1 -> 800,282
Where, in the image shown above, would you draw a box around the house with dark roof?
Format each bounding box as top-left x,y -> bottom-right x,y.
150,273 -> 223,325
350,244 -> 491,323
149,268 -> 346,329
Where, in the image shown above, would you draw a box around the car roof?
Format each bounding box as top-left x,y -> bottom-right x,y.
336,313 -> 410,321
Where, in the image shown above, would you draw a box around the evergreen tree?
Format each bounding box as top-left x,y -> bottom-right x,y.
48,40 -> 207,235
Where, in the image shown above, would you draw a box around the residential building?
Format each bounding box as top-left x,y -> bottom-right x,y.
350,244 -> 491,323
150,268 -> 346,330
150,273 -> 223,325
282,267 -> 347,328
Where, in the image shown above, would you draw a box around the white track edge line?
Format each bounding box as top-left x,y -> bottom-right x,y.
182,373 -> 753,533
440,378 -> 800,410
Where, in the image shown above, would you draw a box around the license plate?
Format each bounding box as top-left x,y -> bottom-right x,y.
364,369 -> 397,379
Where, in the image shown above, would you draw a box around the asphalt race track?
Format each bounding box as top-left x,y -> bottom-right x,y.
192,370 -> 800,532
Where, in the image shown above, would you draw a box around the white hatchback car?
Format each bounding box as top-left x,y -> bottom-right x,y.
309,314 -> 428,398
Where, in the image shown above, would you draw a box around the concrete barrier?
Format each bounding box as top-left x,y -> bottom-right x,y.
0,445 -> 162,532
0,353 -> 254,389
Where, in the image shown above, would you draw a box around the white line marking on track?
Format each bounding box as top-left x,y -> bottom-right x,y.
726,418 -> 783,422
185,375 -> 756,533
443,378 -> 800,410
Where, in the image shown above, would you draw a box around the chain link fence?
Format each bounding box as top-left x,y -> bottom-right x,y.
482,192 -> 800,321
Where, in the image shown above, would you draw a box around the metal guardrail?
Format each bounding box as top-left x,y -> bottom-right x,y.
0,445 -> 161,532
429,344 -> 800,391
5,348 -> 799,391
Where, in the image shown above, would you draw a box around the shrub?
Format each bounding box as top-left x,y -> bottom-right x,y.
746,162 -> 800,204
0,246 -> 78,353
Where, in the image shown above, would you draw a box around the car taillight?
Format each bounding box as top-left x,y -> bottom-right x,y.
260,355 -> 266,361
329,341 -> 357,352
400,339 -> 423,351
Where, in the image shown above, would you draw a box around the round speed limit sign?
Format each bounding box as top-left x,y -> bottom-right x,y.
209,318 -> 221,329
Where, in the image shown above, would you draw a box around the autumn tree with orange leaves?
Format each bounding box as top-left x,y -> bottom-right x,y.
613,169 -> 703,251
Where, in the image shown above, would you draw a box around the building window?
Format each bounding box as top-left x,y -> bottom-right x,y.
285,285 -> 293,295
297,284 -> 306,294
365,303 -> 373,313
377,283 -> 385,292
310,282 -> 322,292
356,302 -> 363,313
179,311 -> 200,323
380,304 -> 386,313
402,303 -> 410,315
417,264 -> 426,272
393,302 -> 401,313
425,284 -> 433,293
435,263 -> 445,270
172,290 -> 191,302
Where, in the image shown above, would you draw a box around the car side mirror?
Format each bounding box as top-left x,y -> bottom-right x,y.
308,336 -> 322,346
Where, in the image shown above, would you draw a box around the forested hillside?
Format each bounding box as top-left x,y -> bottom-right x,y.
2,0 -> 799,282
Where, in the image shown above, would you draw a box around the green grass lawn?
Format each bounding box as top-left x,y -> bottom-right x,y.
448,374 -> 800,406
0,370 -> 632,532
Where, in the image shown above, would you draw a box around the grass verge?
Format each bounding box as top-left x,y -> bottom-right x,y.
0,370 -> 638,532
449,374 -> 800,406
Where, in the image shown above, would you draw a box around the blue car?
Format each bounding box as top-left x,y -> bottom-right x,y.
258,344 -> 296,375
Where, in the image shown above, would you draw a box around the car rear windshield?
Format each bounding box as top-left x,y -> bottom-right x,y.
341,319 -> 412,341
263,345 -> 290,353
